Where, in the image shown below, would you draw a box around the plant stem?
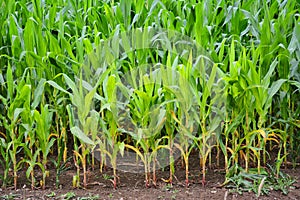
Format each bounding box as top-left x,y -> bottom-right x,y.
82,146 -> 87,188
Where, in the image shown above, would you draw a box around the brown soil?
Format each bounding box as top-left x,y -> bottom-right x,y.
1,152 -> 300,200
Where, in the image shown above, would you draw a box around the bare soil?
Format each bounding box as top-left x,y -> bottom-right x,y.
1,152 -> 300,200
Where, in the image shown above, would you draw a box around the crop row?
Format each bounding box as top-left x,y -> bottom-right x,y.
0,0 -> 299,192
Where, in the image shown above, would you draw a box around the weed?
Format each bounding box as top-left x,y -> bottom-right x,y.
60,192 -> 76,200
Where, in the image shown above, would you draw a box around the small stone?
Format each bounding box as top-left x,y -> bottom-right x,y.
185,191 -> 193,195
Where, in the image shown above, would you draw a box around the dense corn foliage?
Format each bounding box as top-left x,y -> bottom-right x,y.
0,0 -> 299,191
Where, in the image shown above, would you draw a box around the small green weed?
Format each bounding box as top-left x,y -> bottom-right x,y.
0,194 -> 20,200
78,194 -> 100,200
103,174 -> 114,180
60,192 -> 76,200
46,191 -> 56,197
225,164 -> 295,197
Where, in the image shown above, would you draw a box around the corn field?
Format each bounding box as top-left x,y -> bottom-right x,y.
0,0 -> 299,193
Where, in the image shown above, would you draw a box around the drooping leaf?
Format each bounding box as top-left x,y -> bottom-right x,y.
71,126 -> 94,145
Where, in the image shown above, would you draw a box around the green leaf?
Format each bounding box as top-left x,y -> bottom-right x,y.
119,142 -> 125,157
266,79 -> 287,109
70,126 -> 94,145
32,78 -> 46,109
63,74 -> 79,96
6,63 -> 14,101
47,80 -> 69,94
13,108 -> 24,122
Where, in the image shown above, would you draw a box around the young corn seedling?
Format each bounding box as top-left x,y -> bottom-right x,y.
121,66 -> 167,187
192,62 -> 222,186
124,107 -> 166,187
0,66 -> 31,189
0,131 -> 10,188
21,78 -> 46,189
33,104 -> 56,189
48,70 -> 109,188
23,147 -> 44,190
98,118 -> 125,189
160,59 -> 180,186
171,110 -> 195,187
167,62 -> 197,187
100,74 -> 125,189
125,105 -> 167,188
51,111 -> 69,188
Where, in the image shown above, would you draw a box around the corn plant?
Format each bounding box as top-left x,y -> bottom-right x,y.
99,74 -> 125,189
48,70 -> 109,188
50,97 -> 70,188
125,105 -> 167,188
0,130 -> 10,188
167,66 -> 196,187
192,61 -> 223,185
0,66 -> 31,189
32,105 -> 56,189
121,66 -> 167,187
23,147 -> 43,190
160,63 -> 179,185
0,0 -> 299,193
21,78 -> 45,189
